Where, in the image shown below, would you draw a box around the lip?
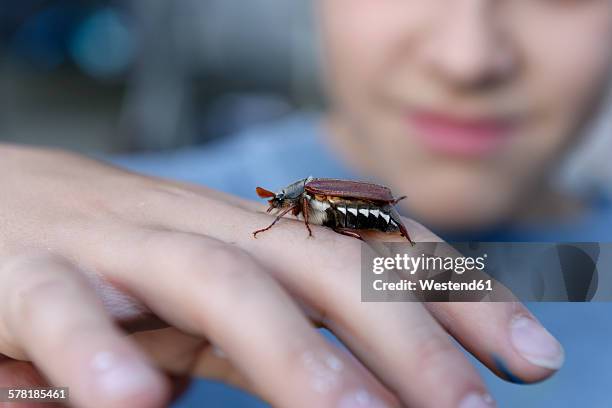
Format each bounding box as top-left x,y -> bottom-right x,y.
407,111 -> 517,157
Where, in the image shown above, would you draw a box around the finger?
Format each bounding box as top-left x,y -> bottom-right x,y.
115,194 -> 490,406
142,208 -> 489,407
130,327 -> 253,391
426,302 -> 564,383
369,233 -> 564,382
313,272 -> 494,408
97,229 -> 399,408
157,197 -> 562,386
375,231 -> 564,381
246,231 -> 492,408
187,233 -> 487,407
0,253 -> 170,408
132,326 -> 384,404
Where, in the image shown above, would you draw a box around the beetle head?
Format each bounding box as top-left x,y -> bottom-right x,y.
256,180 -> 307,212
256,186 -> 288,212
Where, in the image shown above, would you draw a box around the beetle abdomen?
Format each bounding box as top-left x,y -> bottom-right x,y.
304,192 -> 402,234
323,200 -> 399,232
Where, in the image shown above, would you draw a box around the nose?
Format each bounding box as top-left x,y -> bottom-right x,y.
423,1 -> 518,89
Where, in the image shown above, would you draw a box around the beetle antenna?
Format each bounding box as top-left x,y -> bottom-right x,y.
256,187 -> 275,198
392,195 -> 407,204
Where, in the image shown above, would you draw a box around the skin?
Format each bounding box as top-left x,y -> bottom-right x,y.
0,146 -> 556,408
318,0 -> 612,230
3,0 -> 609,406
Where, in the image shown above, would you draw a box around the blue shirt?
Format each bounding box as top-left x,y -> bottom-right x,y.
111,112 -> 612,408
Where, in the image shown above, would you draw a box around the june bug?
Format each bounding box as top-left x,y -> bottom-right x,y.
253,177 -> 414,245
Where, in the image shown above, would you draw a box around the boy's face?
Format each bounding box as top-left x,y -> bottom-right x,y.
318,0 -> 612,230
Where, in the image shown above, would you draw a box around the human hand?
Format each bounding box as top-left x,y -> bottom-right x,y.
0,144 -> 563,408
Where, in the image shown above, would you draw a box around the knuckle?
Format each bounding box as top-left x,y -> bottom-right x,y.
145,232 -> 207,270
410,327 -> 460,382
1,254 -> 73,325
12,276 -> 64,322
298,250 -> 362,325
287,346 -> 347,392
0,254 -> 103,353
158,234 -> 262,287
2,252 -> 64,275
202,245 -> 262,289
313,241 -> 363,305
160,237 -> 270,330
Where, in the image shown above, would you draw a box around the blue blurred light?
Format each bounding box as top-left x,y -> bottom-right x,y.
9,5 -> 79,70
69,8 -> 134,79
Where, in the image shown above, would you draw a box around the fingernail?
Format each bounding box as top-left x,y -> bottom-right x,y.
458,392 -> 496,408
510,315 -> 565,370
338,389 -> 389,408
91,351 -> 158,400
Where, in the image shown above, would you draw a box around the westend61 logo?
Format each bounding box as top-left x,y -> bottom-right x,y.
361,242 -> 605,302
369,252 -> 493,296
372,253 -> 487,275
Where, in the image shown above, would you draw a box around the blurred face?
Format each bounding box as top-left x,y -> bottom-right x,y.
318,0 -> 612,230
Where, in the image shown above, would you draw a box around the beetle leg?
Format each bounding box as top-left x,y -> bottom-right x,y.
398,224 -> 415,246
292,205 -> 301,216
253,205 -> 296,238
388,206 -> 415,246
302,196 -> 313,237
333,228 -> 364,241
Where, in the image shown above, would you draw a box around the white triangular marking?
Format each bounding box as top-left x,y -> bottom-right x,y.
370,209 -> 380,218
359,209 -> 369,217
348,208 -> 358,216
381,213 -> 390,223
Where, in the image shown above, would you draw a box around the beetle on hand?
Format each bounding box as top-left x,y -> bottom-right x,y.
253,177 -> 415,245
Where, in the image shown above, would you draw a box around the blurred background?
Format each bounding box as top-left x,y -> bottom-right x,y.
1,2 -> 612,408
0,0 -> 321,153
1,0 -> 610,195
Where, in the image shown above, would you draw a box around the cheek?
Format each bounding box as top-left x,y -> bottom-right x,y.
518,7 -> 612,148
479,15 -> 612,215
320,5 -> 394,104
319,1 -> 432,169
319,1 -> 429,113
